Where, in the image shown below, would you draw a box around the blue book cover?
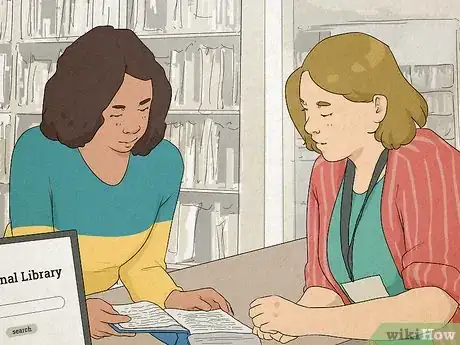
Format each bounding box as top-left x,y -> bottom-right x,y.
110,324 -> 190,345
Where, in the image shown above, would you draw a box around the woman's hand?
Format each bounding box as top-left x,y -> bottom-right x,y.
165,288 -> 233,314
249,295 -> 309,337
87,298 -> 135,339
252,327 -> 297,343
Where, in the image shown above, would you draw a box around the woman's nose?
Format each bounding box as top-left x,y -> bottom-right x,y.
304,118 -> 320,135
122,124 -> 141,135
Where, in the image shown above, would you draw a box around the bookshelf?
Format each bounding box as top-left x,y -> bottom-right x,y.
282,1 -> 460,241
0,0 -> 267,272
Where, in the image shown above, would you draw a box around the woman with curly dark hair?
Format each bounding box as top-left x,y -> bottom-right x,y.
7,26 -> 232,340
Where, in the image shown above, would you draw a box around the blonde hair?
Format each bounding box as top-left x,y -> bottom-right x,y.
285,32 -> 428,153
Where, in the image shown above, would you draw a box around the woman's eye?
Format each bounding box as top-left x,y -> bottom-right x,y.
321,113 -> 332,117
110,114 -> 122,118
139,107 -> 149,112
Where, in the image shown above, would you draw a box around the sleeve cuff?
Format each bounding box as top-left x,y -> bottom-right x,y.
401,262 -> 460,303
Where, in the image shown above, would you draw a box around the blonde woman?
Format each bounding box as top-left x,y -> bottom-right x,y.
249,32 -> 460,342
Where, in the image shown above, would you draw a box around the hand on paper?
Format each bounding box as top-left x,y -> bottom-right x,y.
165,288 -> 233,314
252,327 -> 296,343
86,298 -> 136,339
249,295 -> 308,337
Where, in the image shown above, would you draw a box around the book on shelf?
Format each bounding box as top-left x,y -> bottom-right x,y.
0,113 -> 13,183
167,42 -> 239,111
0,53 -> 8,106
21,0 -> 127,39
166,200 -> 238,264
164,118 -> 238,190
132,0 -> 240,34
16,49 -> 65,110
0,0 -> 12,42
210,202 -> 238,260
111,301 -> 259,345
166,202 -> 202,264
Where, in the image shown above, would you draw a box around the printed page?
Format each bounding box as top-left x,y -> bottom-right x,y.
165,308 -> 252,334
112,301 -> 184,331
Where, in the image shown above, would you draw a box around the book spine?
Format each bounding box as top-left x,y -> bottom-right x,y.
0,54 -> 5,104
210,202 -> 221,260
166,200 -> 180,263
225,147 -> 234,189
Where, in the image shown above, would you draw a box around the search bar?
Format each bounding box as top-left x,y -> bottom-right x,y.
0,296 -> 65,319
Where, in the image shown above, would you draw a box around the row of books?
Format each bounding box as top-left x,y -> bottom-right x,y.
133,0 -> 240,34
165,201 -> 238,264
168,43 -> 240,110
21,0 -> 128,39
16,53 -> 59,109
422,91 -> 453,115
20,0 -> 240,39
15,43 -> 240,111
401,64 -> 454,91
164,119 -> 238,189
0,0 -> 12,42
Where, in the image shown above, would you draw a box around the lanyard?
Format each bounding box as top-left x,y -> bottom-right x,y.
339,149 -> 388,282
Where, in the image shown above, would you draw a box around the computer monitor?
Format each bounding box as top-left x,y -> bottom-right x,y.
0,230 -> 91,345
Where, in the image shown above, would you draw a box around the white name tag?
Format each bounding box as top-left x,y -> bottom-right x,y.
341,275 -> 389,302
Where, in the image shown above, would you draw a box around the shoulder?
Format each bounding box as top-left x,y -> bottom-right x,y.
389,128 -> 460,189
138,139 -> 184,187
391,128 -> 459,164
147,139 -> 184,171
309,153 -> 346,187
12,126 -> 59,164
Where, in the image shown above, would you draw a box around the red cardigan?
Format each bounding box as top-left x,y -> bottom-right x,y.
305,128 -> 460,322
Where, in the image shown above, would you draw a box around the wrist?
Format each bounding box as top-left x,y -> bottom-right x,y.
164,289 -> 183,307
299,305 -> 325,336
294,305 -> 315,336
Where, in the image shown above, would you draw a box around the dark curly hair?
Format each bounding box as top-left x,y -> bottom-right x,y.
40,26 -> 172,156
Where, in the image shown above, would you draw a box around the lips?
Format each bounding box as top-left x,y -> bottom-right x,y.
119,137 -> 138,144
313,139 -> 327,145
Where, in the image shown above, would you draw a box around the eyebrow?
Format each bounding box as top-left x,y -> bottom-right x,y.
317,101 -> 331,107
139,98 -> 151,106
111,98 -> 151,109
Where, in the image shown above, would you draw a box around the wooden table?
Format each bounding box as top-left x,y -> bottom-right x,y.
91,239 -> 366,345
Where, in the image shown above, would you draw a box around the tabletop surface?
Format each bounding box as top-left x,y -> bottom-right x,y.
90,239 -> 366,345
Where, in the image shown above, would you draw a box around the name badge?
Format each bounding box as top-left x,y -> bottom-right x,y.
341,275 -> 389,303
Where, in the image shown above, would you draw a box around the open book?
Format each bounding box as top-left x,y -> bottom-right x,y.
111,301 -> 260,345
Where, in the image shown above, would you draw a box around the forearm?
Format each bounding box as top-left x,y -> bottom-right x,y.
119,265 -> 182,308
298,286 -> 344,307
119,221 -> 182,308
304,287 -> 457,340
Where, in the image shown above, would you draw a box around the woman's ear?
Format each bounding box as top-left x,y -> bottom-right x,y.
373,94 -> 388,122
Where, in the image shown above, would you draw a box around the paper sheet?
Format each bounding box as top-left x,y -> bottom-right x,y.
165,309 -> 252,334
113,301 -> 180,330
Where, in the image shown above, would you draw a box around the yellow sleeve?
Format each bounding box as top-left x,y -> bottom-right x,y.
118,220 -> 182,308
5,224 -> 55,237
